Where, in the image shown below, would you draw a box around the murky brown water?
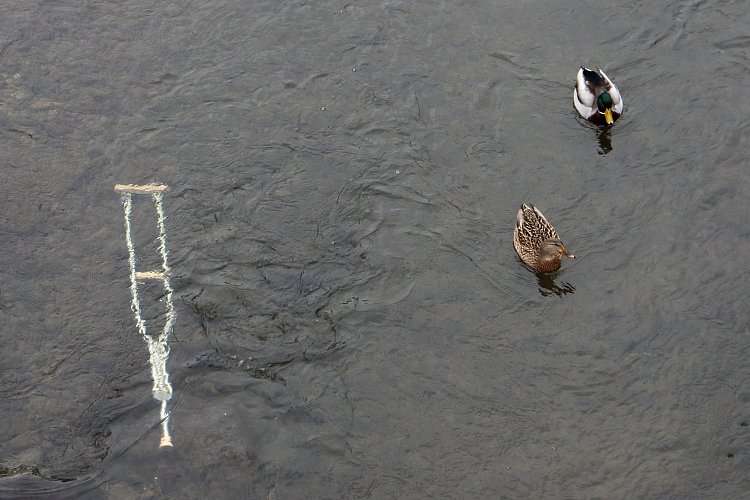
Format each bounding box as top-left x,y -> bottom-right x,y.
2,0 -> 750,498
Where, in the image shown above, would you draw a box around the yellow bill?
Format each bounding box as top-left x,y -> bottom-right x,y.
604,108 -> 614,125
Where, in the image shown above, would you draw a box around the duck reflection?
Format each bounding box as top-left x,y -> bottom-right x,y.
597,128 -> 612,155
537,271 -> 576,297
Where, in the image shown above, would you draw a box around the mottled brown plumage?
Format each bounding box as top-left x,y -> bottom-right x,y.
513,203 -> 574,272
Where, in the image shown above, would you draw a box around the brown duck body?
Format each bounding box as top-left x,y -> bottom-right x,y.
513,203 -> 574,272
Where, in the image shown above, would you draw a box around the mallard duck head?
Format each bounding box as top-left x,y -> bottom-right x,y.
540,238 -> 575,263
596,92 -> 615,125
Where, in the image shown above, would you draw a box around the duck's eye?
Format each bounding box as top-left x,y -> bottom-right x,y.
597,92 -> 613,113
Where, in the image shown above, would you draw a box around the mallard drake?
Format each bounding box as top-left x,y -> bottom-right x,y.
513,203 -> 574,272
574,66 -> 623,125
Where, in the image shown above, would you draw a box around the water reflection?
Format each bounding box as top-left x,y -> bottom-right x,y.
537,271 -> 576,297
597,128 -> 613,155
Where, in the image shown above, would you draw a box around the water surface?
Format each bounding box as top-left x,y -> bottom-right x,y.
2,0 -> 749,498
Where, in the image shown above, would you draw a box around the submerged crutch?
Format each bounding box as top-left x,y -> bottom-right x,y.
114,183 -> 175,448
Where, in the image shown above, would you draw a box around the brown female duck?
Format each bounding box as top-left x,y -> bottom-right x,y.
513,203 -> 574,272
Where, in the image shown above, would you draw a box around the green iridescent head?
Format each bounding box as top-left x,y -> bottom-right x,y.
596,92 -> 613,113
